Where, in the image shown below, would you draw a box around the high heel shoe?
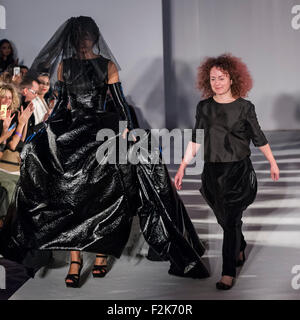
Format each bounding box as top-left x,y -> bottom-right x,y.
92,254 -> 108,278
216,278 -> 235,290
236,250 -> 246,267
65,259 -> 83,288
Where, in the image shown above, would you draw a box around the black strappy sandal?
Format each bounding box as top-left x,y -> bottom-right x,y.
65,259 -> 83,288
92,254 -> 108,278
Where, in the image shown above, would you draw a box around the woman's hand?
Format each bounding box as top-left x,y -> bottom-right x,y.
258,144 -> 279,182
18,103 -> 34,125
48,99 -> 56,110
270,163 -> 280,181
174,167 -> 185,190
1,127 -> 16,141
2,109 -> 15,131
43,109 -> 53,122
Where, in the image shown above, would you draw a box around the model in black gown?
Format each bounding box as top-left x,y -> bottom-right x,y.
0,16 -> 209,285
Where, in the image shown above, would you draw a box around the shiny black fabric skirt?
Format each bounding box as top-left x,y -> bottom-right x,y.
200,157 -> 257,224
0,109 -> 209,278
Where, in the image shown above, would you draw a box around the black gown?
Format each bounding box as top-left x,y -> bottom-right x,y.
0,56 -> 209,278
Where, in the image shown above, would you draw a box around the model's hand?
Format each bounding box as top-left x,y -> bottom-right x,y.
175,168 -> 184,190
270,163 -> 280,181
122,128 -> 129,139
122,128 -> 137,142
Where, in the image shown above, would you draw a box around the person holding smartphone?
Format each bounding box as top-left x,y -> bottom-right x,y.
0,83 -> 33,227
0,83 -> 20,151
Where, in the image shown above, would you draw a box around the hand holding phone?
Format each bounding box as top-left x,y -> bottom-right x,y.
0,104 -> 8,119
13,67 -> 21,76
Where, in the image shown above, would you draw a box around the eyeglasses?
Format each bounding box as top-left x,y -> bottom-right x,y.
28,88 -> 37,95
39,81 -> 50,86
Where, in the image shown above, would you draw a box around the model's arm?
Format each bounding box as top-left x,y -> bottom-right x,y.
107,61 -> 134,138
259,144 -> 279,181
47,62 -> 68,119
107,61 -> 119,84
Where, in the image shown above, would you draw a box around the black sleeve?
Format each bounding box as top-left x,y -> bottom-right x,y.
47,80 -> 69,121
191,101 -> 204,144
246,103 -> 268,147
108,82 -> 134,130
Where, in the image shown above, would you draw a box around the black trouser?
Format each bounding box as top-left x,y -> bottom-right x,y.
216,208 -> 247,277
200,157 -> 257,278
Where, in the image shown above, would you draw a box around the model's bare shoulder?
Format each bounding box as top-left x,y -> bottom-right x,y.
108,61 -> 119,84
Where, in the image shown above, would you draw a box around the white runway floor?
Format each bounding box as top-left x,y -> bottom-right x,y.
4,131 -> 300,300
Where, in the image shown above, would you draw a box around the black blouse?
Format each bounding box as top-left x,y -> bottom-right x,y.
191,97 -> 268,162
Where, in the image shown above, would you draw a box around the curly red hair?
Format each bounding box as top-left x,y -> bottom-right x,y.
197,53 -> 253,98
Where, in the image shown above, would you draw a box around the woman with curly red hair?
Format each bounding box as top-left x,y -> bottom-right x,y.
175,53 -> 280,290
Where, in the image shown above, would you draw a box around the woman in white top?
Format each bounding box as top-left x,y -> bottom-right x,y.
33,73 -> 52,124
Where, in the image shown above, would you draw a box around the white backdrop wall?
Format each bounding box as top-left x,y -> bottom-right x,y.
164,0 -> 300,131
1,1 -> 300,131
0,0 -> 165,128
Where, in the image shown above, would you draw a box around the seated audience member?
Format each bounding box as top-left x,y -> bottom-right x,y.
0,148 -> 21,228
0,39 -> 18,74
0,84 -> 33,228
20,65 -> 29,77
0,83 -> 20,156
11,65 -> 30,88
18,75 -> 46,140
36,72 -> 53,122
0,65 -> 24,89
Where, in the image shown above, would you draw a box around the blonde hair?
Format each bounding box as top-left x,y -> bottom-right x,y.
0,83 -> 20,113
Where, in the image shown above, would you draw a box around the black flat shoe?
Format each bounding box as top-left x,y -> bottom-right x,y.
216,278 -> 235,290
236,250 -> 246,267
65,259 -> 83,288
168,261 -> 210,279
92,254 -> 108,278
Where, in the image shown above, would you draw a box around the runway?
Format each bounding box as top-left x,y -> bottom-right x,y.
1,130 -> 300,300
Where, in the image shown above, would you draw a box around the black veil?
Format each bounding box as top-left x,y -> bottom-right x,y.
29,16 -> 120,83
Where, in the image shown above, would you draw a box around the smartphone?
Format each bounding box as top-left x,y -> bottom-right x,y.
0,104 -> 8,119
13,67 -> 20,76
